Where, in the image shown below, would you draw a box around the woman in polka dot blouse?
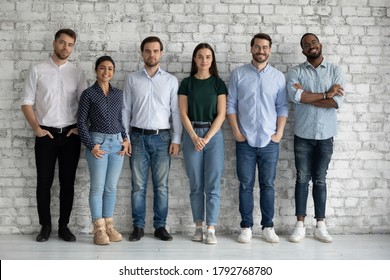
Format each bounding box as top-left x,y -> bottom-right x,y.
77,56 -> 130,245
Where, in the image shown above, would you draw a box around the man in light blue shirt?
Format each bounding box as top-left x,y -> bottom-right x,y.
287,33 -> 345,244
122,36 -> 182,242
227,33 -> 288,244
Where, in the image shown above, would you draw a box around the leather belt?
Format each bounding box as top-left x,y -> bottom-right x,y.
192,122 -> 211,128
40,124 -> 77,134
132,127 -> 169,135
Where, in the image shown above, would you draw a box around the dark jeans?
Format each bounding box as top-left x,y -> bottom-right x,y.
294,135 -> 333,219
236,140 -> 279,229
35,133 -> 80,227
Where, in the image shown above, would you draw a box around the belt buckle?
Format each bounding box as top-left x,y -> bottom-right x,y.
153,129 -> 159,135
58,127 -> 63,133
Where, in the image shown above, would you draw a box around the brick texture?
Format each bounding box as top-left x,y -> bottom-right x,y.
0,0 -> 389,236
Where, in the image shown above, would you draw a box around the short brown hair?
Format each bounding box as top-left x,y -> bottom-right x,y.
140,36 -> 163,52
250,33 -> 272,48
54,29 -> 77,42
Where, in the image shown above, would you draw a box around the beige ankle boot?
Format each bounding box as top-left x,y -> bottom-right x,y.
105,217 -> 122,242
93,218 -> 109,245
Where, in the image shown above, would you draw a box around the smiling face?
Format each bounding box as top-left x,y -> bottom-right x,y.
96,60 -> 115,83
251,38 -> 271,64
52,33 -> 75,61
301,34 -> 322,60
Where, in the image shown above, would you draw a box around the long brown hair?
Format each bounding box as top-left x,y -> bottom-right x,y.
190,43 -> 219,78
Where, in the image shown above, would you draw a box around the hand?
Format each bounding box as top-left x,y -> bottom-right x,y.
326,84 -> 344,98
66,128 -> 78,137
118,139 -> 131,156
233,130 -> 246,142
35,127 -> 53,139
191,135 -> 207,151
293,83 -> 303,90
91,144 -> 105,159
170,143 -> 180,156
271,133 -> 283,143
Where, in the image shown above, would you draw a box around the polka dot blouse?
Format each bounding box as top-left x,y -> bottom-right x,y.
77,82 -> 127,151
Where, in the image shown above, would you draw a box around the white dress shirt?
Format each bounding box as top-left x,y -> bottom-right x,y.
122,67 -> 182,144
22,57 -> 87,128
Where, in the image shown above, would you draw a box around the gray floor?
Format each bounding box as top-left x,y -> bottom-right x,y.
1,233 -> 389,260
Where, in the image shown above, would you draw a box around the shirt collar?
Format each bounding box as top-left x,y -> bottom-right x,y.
142,66 -> 162,78
49,55 -> 68,69
304,58 -> 327,69
250,61 -> 270,73
92,81 -> 112,93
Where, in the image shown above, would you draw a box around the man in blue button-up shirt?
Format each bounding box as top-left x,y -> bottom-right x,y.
122,36 -> 182,242
227,33 -> 288,244
287,33 -> 345,244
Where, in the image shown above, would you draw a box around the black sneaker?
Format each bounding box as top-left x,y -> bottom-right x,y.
129,227 -> 144,242
154,227 -> 173,241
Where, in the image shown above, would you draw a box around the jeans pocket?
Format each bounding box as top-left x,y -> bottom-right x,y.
159,132 -> 171,142
91,135 -> 105,146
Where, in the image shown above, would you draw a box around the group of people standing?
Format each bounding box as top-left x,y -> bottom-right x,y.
21,29 -> 345,246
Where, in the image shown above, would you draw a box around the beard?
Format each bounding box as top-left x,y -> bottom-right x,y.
252,52 -> 269,64
54,49 -> 70,60
144,58 -> 159,68
305,47 -> 322,60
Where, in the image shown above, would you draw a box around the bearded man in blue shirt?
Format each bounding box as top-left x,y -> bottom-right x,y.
227,33 -> 288,244
287,33 -> 345,243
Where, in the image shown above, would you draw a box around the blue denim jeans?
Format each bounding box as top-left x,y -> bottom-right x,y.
130,130 -> 171,229
294,135 -> 333,219
86,132 -> 124,221
236,140 -> 279,228
182,128 -> 224,226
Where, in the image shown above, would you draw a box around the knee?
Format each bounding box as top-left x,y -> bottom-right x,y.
296,170 -> 311,184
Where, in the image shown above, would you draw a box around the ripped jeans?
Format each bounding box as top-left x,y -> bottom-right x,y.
293,135 -> 333,219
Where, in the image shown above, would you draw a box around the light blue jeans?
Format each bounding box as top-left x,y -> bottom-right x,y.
130,130 -> 171,229
182,128 -> 224,226
86,132 -> 124,221
236,140 -> 279,229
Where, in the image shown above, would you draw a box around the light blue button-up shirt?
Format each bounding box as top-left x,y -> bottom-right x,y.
227,63 -> 289,148
122,67 -> 182,144
287,60 -> 345,140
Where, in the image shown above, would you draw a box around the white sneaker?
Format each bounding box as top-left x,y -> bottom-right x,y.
262,227 -> 279,243
205,229 -> 217,245
192,227 -> 203,242
314,221 -> 333,243
237,228 -> 252,243
289,221 -> 306,243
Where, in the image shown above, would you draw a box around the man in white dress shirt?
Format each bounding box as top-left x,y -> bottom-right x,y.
122,36 -> 182,242
21,29 -> 87,242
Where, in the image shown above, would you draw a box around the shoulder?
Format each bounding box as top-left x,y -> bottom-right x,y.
160,69 -> 178,82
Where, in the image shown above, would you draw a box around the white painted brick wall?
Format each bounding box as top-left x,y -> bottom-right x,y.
0,0 -> 389,236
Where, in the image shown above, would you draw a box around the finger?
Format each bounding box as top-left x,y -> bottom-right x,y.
47,131 -> 54,139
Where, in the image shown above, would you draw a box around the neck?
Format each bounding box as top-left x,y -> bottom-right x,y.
97,80 -> 110,95
251,60 -> 267,72
194,70 -> 211,79
145,64 -> 159,77
308,56 -> 324,68
51,53 -> 67,66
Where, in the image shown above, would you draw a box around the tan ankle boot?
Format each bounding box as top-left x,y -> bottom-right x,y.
93,218 -> 109,245
105,217 -> 122,242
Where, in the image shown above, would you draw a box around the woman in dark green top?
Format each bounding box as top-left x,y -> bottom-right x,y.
178,43 -> 227,245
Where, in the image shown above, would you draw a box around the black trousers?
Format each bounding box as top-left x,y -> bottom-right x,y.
34,133 -> 80,227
